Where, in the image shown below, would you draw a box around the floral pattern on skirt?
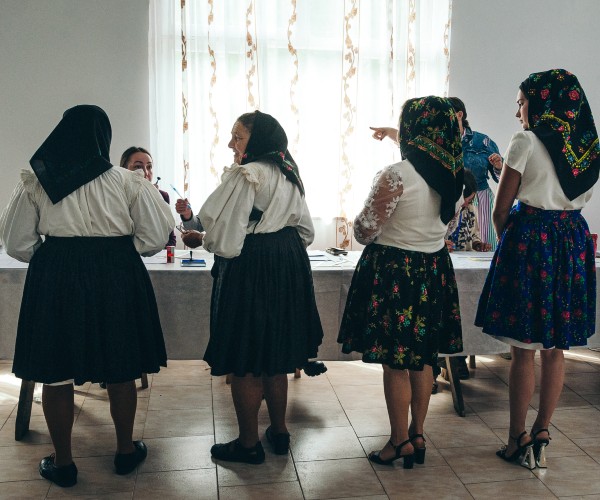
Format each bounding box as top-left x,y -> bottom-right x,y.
337,243 -> 463,370
475,202 -> 596,349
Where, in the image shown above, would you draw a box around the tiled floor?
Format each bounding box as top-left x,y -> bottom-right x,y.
2,352 -> 600,499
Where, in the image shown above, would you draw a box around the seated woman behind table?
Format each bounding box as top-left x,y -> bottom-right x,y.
120,146 -> 176,247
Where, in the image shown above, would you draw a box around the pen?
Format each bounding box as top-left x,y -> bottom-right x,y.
170,184 -> 192,208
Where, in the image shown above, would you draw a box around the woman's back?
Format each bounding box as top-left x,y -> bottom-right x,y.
506,131 -> 593,210
372,160 -> 448,253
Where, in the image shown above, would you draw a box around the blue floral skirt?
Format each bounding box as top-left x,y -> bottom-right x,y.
337,243 -> 463,370
475,202 -> 596,349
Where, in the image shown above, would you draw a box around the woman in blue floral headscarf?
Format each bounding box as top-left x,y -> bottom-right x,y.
476,69 -> 599,469
338,96 -> 464,468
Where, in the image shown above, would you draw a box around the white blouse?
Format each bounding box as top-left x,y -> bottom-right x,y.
0,167 -> 175,262
354,160 -> 453,253
505,131 -> 593,209
197,161 -> 314,258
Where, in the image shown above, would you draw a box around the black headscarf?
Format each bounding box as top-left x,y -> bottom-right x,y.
520,69 -> 600,200
399,96 -> 464,224
30,105 -> 112,204
240,111 -> 305,195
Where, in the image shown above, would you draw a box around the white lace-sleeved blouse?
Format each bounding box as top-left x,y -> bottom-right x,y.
0,167 -> 175,262
198,161 -> 314,259
354,160 -> 451,253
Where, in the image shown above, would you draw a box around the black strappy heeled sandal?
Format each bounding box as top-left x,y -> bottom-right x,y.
410,434 -> 426,464
368,438 -> 415,469
496,430 -> 535,470
531,428 -> 551,468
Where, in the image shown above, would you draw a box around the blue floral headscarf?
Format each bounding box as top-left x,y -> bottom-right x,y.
399,96 -> 464,224
520,69 -> 600,200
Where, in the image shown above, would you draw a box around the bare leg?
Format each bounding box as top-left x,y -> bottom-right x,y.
42,384 -> 75,467
376,365 -> 413,461
531,349 -> 565,438
262,374 -> 288,434
231,374 -> 263,447
408,365 -> 433,448
106,381 -> 137,455
505,346 -> 535,454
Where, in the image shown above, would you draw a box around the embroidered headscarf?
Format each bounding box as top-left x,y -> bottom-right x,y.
399,96 -> 464,224
238,110 -> 305,195
520,69 -> 600,200
30,105 -> 112,204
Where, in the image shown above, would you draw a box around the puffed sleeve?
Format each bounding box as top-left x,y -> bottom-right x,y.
296,197 -> 315,247
0,171 -> 43,262
504,131 -> 534,175
199,165 -> 257,258
353,165 -> 404,245
128,173 -> 176,256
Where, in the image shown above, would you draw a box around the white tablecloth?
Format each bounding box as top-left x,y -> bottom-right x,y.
0,248 -> 597,360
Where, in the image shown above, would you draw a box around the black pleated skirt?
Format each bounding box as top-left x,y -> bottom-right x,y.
12,236 -> 167,385
203,226 -> 324,376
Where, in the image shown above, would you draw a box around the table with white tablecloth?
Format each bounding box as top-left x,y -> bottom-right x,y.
2,248 -> 599,425
1,249 -> 598,361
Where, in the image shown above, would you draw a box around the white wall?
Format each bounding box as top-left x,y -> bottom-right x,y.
449,0 -> 600,233
2,0 -> 600,239
0,0 -> 150,212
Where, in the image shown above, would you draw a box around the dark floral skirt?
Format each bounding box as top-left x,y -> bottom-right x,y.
337,243 -> 463,370
475,202 -> 596,349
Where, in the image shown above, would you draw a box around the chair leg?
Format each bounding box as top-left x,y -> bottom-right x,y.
15,380 -> 35,441
445,357 -> 466,417
469,355 -> 476,369
140,373 -> 149,389
294,368 -> 302,379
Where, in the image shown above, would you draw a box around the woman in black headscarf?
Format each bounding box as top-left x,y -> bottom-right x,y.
0,105 -> 174,486
476,69 -> 599,469
338,96 -> 464,468
192,111 -> 323,464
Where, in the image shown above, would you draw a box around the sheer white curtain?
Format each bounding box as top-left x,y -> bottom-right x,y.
149,0 -> 452,248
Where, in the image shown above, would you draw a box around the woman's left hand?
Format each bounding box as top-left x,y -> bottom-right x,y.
473,241 -> 492,252
489,153 -> 503,170
181,230 -> 204,249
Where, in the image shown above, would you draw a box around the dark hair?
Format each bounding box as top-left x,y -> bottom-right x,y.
120,146 -> 151,169
448,97 -> 470,130
236,112 -> 258,134
463,169 -> 477,198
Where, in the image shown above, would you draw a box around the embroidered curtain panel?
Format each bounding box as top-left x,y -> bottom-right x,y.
149,0 -> 452,244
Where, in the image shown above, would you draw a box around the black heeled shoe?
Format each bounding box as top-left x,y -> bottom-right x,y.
496,431 -> 535,470
531,428 -> 550,468
368,439 -> 414,469
410,434 -> 426,464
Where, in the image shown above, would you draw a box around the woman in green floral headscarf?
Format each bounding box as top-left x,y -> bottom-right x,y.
476,69 -> 599,469
338,96 -> 464,468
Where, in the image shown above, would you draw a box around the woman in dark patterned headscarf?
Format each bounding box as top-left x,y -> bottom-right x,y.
338,96 -> 464,468
476,69 -> 599,469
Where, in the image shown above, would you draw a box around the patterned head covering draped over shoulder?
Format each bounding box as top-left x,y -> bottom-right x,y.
520,69 -> 600,200
239,110 -> 305,195
30,105 -> 113,204
399,96 -> 464,224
